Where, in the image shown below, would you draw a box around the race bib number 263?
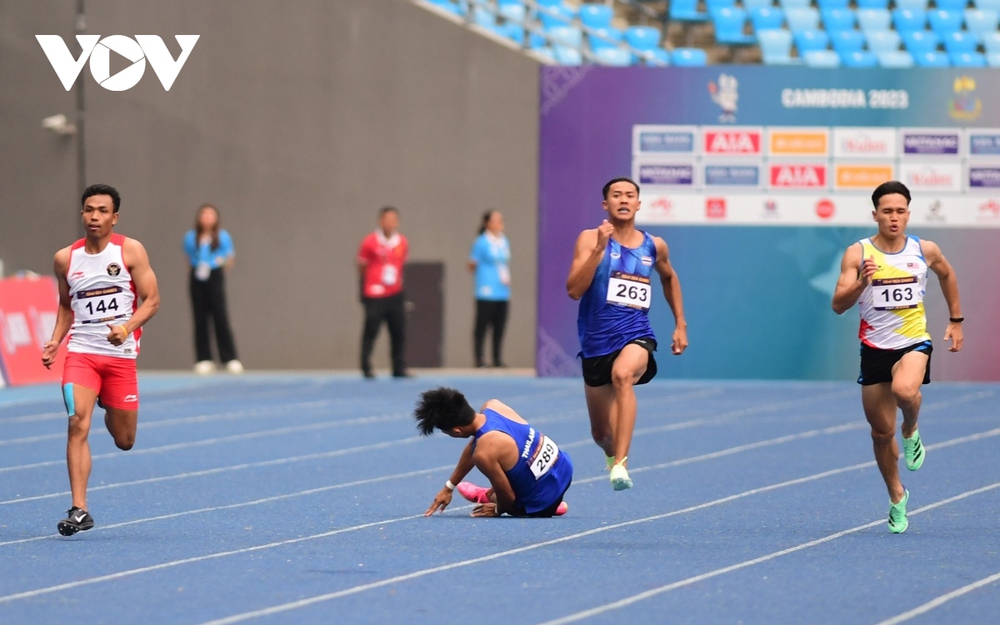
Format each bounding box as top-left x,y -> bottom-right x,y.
607,271 -> 651,310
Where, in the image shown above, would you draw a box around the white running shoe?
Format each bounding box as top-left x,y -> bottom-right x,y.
225,360 -> 245,374
610,458 -> 633,491
193,360 -> 215,375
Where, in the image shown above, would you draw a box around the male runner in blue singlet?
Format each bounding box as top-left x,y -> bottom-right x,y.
567,178 -> 688,491
417,387 -> 572,517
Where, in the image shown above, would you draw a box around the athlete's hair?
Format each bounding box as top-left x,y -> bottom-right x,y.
602,177 -> 640,200
195,203 -> 221,251
414,387 -> 476,436
380,205 -> 399,217
82,184 -> 121,213
478,209 -> 497,235
871,180 -> 911,209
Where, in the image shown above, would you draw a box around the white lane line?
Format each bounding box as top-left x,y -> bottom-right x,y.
874,571 -> 1000,625
538,481 -> 1000,625
3,425 -> 998,609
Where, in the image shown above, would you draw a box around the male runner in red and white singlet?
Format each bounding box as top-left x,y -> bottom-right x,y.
41,184 -> 160,536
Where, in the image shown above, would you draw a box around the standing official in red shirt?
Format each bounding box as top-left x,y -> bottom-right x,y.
357,206 -> 409,378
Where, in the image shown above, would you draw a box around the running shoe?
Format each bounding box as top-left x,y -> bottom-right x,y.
456,482 -> 491,504
57,507 -> 94,536
554,501 -> 569,516
610,458 -> 633,491
888,489 -> 909,534
605,455 -> 615,471
903,430 -> 925,471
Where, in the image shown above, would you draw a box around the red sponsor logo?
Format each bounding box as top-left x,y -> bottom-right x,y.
815,199 -> 835,219
770,164 -> 827,188
706,197 -> 727,219
704,131 -> 761,155
978,200 -> 1000,217
649,196 -> 673,215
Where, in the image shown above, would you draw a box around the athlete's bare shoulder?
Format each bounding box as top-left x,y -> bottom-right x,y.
121,236 -> 150,267
481,399 -> 527,424
53,245 -> 72,272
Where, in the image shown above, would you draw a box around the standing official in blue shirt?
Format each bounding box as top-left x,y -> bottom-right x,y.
183,203 -> 242,374
469,210 -> 511,368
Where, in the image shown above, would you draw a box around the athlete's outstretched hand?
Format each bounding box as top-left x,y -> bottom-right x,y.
860,255 -> 878,285
595,219 -> 614,250
424,487 -> 453,516
944,322 -> 964,352
106,324 -> 128,346
471,502 -> 499,517
41,340 -> 59,369
671,325 -> 688,355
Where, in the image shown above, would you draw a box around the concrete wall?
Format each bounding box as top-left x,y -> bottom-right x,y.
0,0 -> 540,371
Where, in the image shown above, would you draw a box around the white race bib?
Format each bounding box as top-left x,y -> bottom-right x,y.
76,287 -> 126,324
529,436 -> 560,479
195,262 -> 211,281
607,271 -> 652,310
872,276 -> 921,311
498,265 -> 510,286
381,264 -> 398,286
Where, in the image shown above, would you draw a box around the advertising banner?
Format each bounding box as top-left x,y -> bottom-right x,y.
0,276 -> 63,386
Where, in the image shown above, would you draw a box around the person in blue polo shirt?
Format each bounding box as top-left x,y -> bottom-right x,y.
183,203 -> 242,374
468,210 -> 511,368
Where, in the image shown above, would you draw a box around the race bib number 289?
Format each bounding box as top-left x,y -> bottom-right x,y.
530,436 -> 560,479
607,271 -> 651,311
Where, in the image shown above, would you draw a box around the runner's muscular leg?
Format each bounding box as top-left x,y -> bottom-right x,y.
861,382 -> 905,503
584,383 -> 616,457
609,344 -> 649,465
891,351 -> 928,439
104,407 -> 138,451
65,383 -> 98,510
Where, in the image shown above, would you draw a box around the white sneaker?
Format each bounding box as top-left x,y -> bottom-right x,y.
225,360 -> 244,374
193,360 -> 216,375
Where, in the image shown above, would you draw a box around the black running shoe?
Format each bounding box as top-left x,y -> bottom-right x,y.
57,507 -> 94,536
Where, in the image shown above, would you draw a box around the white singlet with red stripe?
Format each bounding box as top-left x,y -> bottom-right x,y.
66,234 -> 140,358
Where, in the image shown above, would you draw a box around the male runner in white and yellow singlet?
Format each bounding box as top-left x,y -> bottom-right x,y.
42,184 -> 160,536
832,180 -> 963,533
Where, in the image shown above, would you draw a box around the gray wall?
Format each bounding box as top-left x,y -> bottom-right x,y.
0,0 -> 540,370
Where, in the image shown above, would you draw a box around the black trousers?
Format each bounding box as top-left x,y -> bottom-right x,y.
360,292 -> 406,375
189,268 -> 238,363
474,299 -> 509,367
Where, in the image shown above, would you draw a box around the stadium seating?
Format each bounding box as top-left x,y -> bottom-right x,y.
670,0 -> 709,22
743,0 -> 775,11
795,29 -> 832,53
914,50 -> 951,65
672,47 -> 709,65
935,0 -> 968,9
895,0 -> 929,10
624,26 -> 662,51
588,27 -> 624,52
817,0 -> 851,10
902,30 -> 941,55
867,29 -> 902,53
988,51 -> 1000,66
578,3 -> 613,30
822,8 -> 857,31
928,10 -> 964,36
943,30 -> 978,53
831,29 -> 867,54
841,50 -> 879,65
804,49 -> 842,65
856,0 -> 890,8
757,28 -> 796,62
951,50 -> 988,65
713,7 -> 757,45
973,0 -> 1000,10
593,47 -> 632,65
878,50 -> 915,66
426,0 -> 466,16
964,9 -> 1000,40
892,9 -> 928,34
780,0 -> 813,9
983,31 -> 1000,53
752,7 -> 786,31
857,8 -> 892,31
786,7 -> 822,31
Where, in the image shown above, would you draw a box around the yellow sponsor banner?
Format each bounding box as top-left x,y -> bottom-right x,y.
769,131 -> 828,155
835,164 -> 895,188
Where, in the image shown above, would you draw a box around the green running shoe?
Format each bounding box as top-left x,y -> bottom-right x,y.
888,489 -> 909,534
610,457 -> 633,491
605,455 -> 615,471
903,430 -> 925,471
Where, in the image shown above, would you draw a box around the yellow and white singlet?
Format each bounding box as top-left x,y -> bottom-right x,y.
857,236 -> 931,350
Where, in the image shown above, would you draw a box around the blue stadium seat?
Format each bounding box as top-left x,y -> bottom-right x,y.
779,0 -> 812,8
588,27 -> 624,51
706,0 -> 738,12
713,7 -> 756,44
786,7 -> 821,31
752,7 -> 786,30
578,3 -> 614,29
857,9 -> 892,31
817,0 -> 850,9
643,48 -> 672,65
757,28 -> 796,62
743,0 -> 774,11
548,25 -> 583,47
795,29 -> 831,52
672,47 -> 709,65
497,0 -> 523,5
951,50 -> 988,65
670,0 -> 710,21
894,0 -> 929,10
497,4 -> 526,44
804,49 -> 842,65
964,9 -> 1000,40
537,0 -> 575,28
928,9 -> 965,35
943,30 -> 978,53
625,26 -> 662,50
935,0 -> 967,8
594,47 -> 633,65
914,50 -> 951,65
878,50 -> 915,66
893,9 -> 928,34
831,29 -> 866,54
426,0 -> 466,16
554,46 -> 583,65
973,0 -> 1000,10
867,29 -> 902,53
472,7 -> 497,29
902,30 -> 941,55
988,51 -> 1000,65
856,0 -> 889,8
982,31 -> 1000,53
841,50 -> 879,65
823,8 -> 857,30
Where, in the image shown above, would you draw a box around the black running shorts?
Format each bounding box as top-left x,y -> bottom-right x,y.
581,338 -> 657,388
858,340 -> 932,386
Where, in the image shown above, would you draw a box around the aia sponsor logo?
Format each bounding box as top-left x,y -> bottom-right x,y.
704,130 -> 761,155
815,199 -> 835,219
706,198 -> 727,219
770,164 -> 826,188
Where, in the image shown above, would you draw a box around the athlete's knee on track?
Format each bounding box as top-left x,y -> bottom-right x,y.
891,381 -> 920,407
590,425 -> 612,448
67,413 -> 91,439
870,428 -> 895,447
610,367 -> 636,389
113,433 -> 135,451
